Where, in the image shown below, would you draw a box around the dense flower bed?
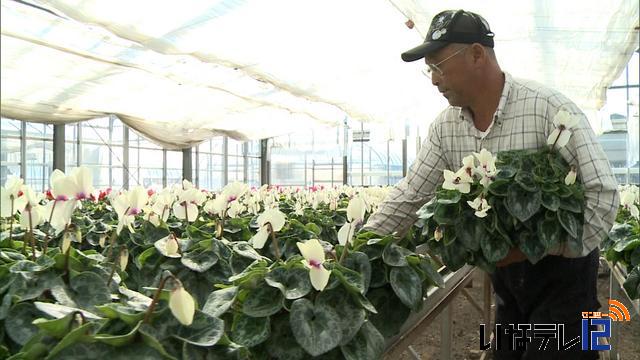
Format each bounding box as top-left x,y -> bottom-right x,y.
0,173 -> 442,359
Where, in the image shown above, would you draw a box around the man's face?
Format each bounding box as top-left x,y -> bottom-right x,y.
424,44 -> 470,106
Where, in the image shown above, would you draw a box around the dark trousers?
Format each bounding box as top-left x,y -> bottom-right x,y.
490,248 -> 601,360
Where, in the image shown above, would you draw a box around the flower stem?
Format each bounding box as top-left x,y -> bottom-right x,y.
143,274 -> 175,324
28,206 -> 36,260
63,227 -> 71,284
551,128 -> 564,151
183,202 -> 189,223
8,197 -> 14,248
267,223 -> 281,260
42,200 -> 58,256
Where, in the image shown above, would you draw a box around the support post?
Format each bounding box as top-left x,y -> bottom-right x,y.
53,124 -> 65,171
182,148 -> 192,182
260,138 -> 269,186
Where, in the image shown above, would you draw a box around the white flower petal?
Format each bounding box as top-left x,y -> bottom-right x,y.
309,266 -> 331,291
346,197 -> 366,222
258,209 -> 286,231
296,239 -> 325,263
555,130 -> 572,148
564,170 -> 577,185
337,222 -> 355,246
154,236 -> 182,258
169,286 -> 195,326
546,128 -> 560,146
250,226 -> 270,249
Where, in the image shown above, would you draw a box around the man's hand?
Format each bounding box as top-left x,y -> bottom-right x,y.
496,247 -> 528,267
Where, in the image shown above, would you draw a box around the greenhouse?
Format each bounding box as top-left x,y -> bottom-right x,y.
0,0 -> 639,359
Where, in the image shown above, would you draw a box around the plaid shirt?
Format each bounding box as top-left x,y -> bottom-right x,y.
364,72 -> 620,258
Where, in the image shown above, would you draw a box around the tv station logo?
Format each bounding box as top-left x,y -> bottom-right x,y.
479,299 -> 631,351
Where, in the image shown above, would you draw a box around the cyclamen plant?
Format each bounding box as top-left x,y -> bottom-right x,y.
417,110 -> 586,272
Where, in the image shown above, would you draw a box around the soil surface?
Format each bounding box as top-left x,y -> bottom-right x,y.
391,262 -> 640,360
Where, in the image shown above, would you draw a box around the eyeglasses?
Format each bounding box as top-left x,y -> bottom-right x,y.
422,46 -> 469,78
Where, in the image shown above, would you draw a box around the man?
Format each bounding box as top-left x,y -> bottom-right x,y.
363,9 -> 619,360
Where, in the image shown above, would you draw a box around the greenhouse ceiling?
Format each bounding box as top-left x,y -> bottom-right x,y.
1,0 -> 638,149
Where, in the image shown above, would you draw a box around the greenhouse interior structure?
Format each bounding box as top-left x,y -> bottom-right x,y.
1,0 -> 639,359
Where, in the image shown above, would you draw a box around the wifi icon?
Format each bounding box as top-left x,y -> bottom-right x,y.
602,299 -> 631,322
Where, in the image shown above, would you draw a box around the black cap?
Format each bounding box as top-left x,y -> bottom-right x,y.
401,10 -> 494,62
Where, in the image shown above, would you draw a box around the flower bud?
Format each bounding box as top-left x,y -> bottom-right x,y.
166,236 -> 180,256
169,285 -> 195,326
119,249 -> 129,270
99,235 -> 107,248
564,168 -> 577,185
434,227 -> 443,242
61,232 -> 71,253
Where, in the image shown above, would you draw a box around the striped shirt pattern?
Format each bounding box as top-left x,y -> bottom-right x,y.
364,72 -> 620,258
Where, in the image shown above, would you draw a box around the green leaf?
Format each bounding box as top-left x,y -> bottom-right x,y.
242,283 -> 283,317
415,256 -> 444,288
5,303 -> 42,345
47,322 -> 98,359
416,198 -> 437,220
231,313 -> 270,347
436,190 -> 461,204
265,315 -> 306,360
518,231 -> 545,264
33,301 -> 103,320
342,252 -> 371,293
95,304 -> 145,326
289,298 -> 342,356
541,182 -> 559,193
541,192 -> 561,211
138,324 -> 178,360
623,266 -> 640,300
487,179 -> 510,196
457,213 -> 487,252
316,288 -> 366,345
33,312 -> 78,339
559,196 -> 582,213
515,171 -> 538,192
389,266 -> 422,311
202,286 -> 238,318
94,320 -> 141,347
367,288 -> 410,338
555,184 -> 573,198
382,243 -> 412,267
180,250 -> 218,273
232,242 -> 263,260
557,210 -> 580,239
506,183 -> 542,222
332,264 -> 365,295
495,167 -> 517,179
340,321 -> 385,360
368,259 -> 387,288
537,218 -> 562,249
173,310 -> 225,347
69,272 -> 111,311
304,223 -> 322,235
441,243 -> 468,271
480,236 -> 510,263
264,266 -> 312,300
433,203 -> 460,225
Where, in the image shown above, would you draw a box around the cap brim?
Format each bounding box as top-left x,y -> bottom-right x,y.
401,41 -> 448,62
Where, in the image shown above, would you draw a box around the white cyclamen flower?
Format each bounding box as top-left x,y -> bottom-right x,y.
169,284 -> 195,326
547,110 -> 578,148
337,196 -> 366,246
154,235 -> 181,258
442,168 -> 472,194
564,168 -> 577,185
473,149 -> 497,176
296,239 -> 331,291
250,209 -> 286,249
0,177 -> 27,217
467,196 -> 491,218
620,190 -> 640,219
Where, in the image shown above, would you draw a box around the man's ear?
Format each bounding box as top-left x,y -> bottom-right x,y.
469,43 -> 486,65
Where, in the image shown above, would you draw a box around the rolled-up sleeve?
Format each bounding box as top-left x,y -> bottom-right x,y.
546,102 -> 620,257
363,120 -> 448,237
